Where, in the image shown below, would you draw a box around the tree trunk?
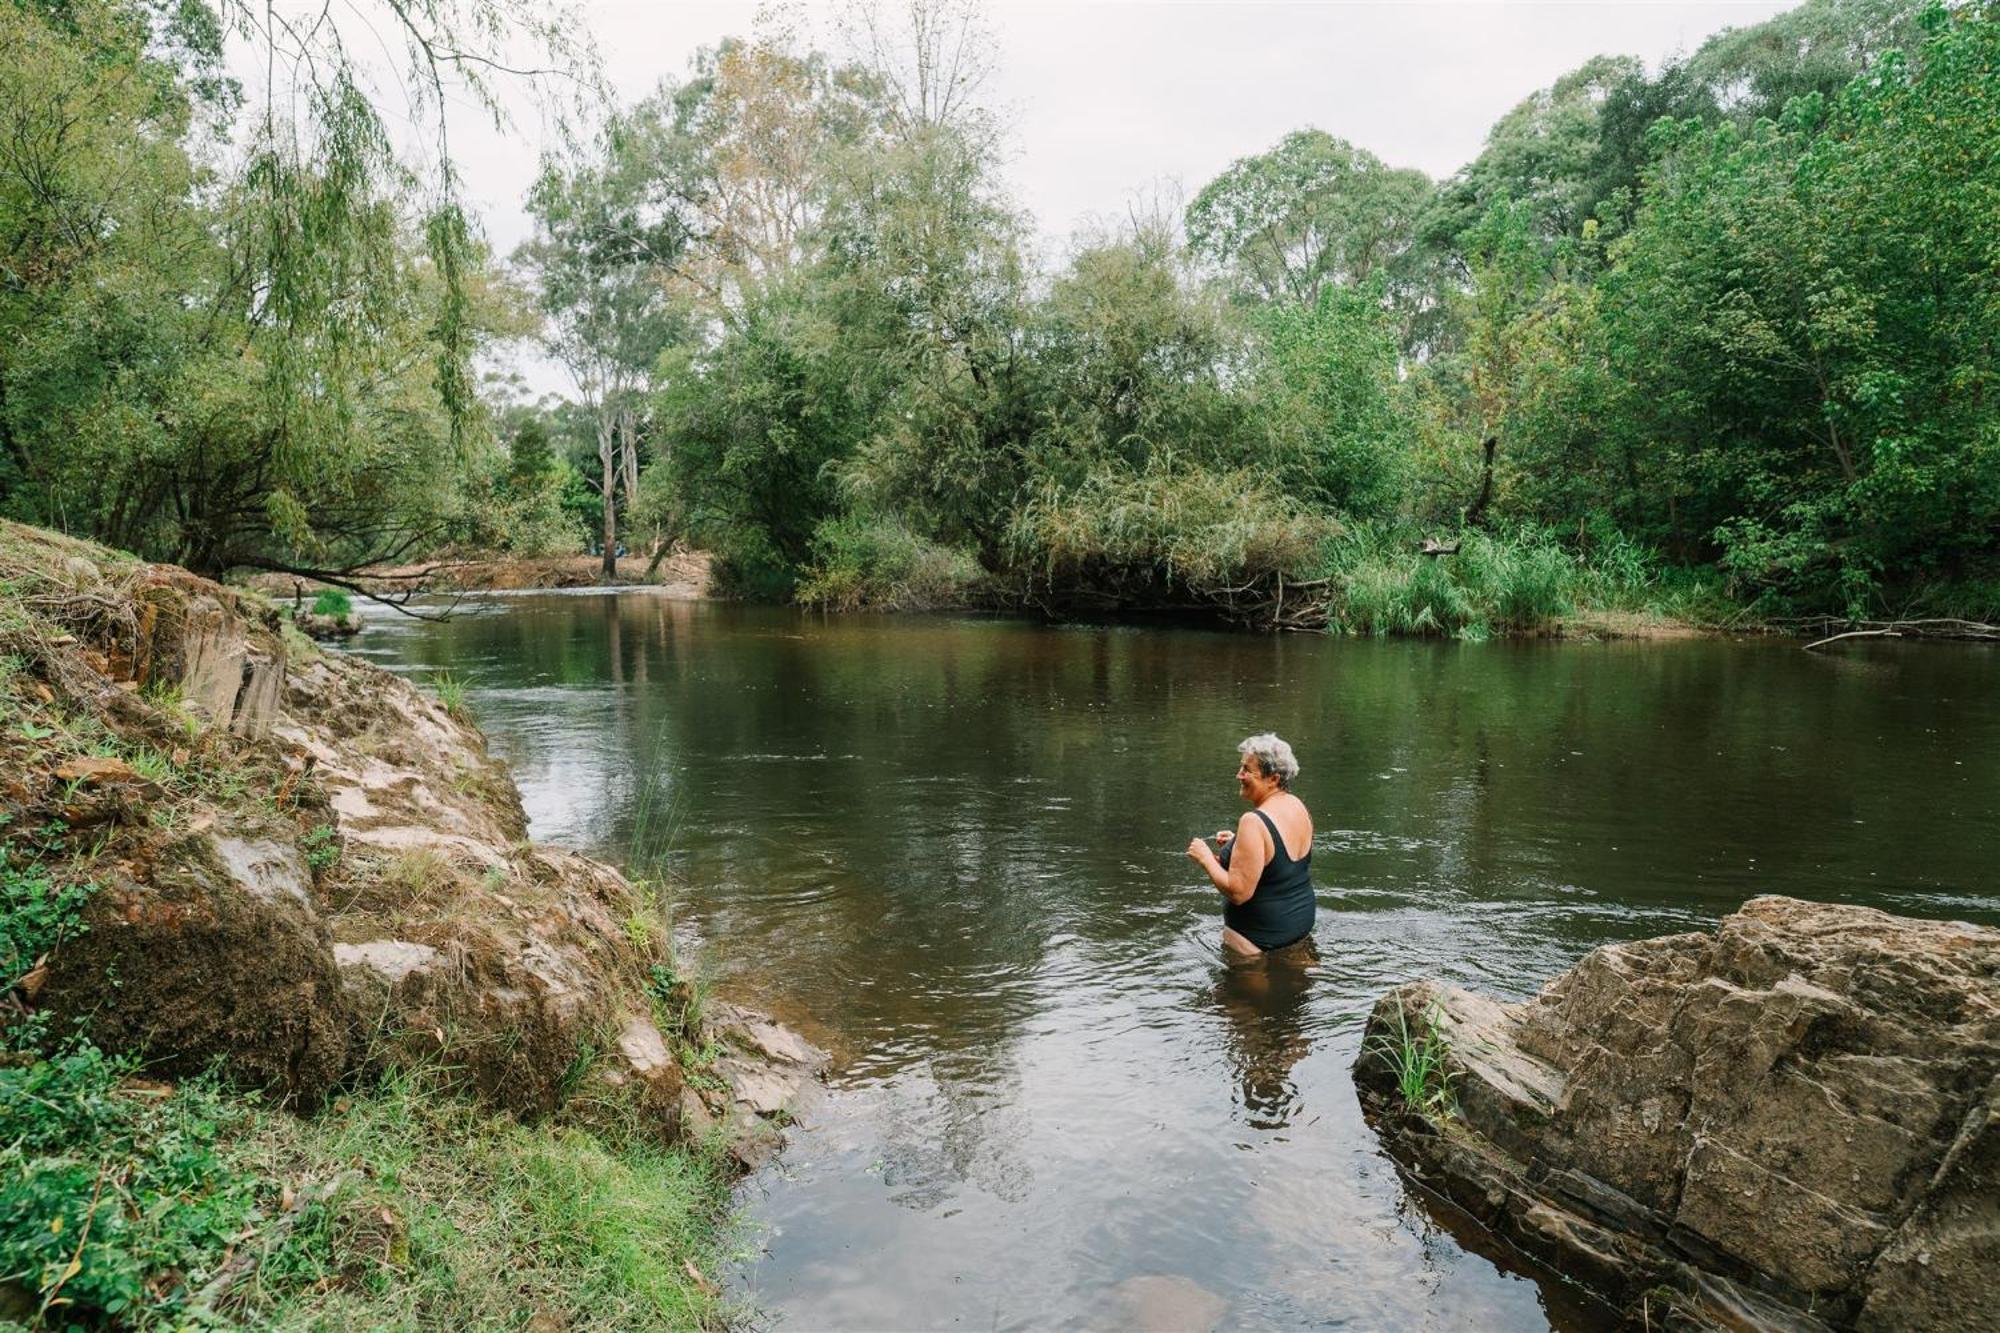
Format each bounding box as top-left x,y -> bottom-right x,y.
1465,436 -> 1498,528
618,402 -> 640,513
598,413 -> 618,581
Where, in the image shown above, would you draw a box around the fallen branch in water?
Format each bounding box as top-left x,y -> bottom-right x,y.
1803,618 -> 2000,650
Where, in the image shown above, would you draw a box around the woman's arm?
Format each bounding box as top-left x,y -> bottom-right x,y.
1186,812 -> 1267,904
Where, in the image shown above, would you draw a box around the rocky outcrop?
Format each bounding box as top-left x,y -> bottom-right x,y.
1354,897 -> 1999,1331
2,521 -> 818,1151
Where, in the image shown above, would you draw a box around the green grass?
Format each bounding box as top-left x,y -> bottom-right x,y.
236,1071 -> 732,1330
0,1040 -> 256,1325
311,589 -> 354,619
1,839 -> 97,990
1320,525 -> 1580,640
1366,1000 -> 1457,1117
795,513 -> 982,612
429,672 -> 469,720
0,1043 -> 734,1331
626,740 -> 685,885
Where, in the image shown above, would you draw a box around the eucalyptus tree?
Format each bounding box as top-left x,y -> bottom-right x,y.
1586,0 -> 1928,229
1425,55 -> 1639,258
668,33 -> 889,318
1185,130 -> 1434,307
519,101 -> 695,578
658,3 -> 1029,589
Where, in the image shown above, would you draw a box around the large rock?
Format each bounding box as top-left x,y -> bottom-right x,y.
1353,897 -> 2000,1331
7,521 -> 819,1158
43,829 -> 353,1103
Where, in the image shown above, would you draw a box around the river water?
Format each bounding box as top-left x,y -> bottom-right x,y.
351,592 -> 2000,1330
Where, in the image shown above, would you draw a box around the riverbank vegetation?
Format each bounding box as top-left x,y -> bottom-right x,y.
0,525 -> 739,1329
0,0 -> 1993,635
0,1038 -> 732,1328
508,0 -> 1999,631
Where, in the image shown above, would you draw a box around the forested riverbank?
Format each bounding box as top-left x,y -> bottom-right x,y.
0,522 -> 828,1326
0,0 -> 1994,639
517,0 -> 2000,635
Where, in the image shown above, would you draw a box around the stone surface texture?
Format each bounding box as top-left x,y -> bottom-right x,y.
11,522 -> 820,1152
1354,897 -> 1999,1331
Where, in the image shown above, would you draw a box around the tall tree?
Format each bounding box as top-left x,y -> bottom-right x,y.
1185,130 -> 1434,306
519,104 -> 692,578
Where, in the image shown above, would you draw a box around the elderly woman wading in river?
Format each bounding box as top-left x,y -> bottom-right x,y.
1186,734 -> 1316,957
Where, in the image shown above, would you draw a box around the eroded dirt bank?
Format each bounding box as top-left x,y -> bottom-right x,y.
1355,896 -> 1998,1331
1,521 -> 811,1162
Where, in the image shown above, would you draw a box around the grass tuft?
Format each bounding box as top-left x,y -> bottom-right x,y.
0,1043 -> 735,1331
1367,999 -> 1457,1117
237,1071 -> 732,1330
429,672 -> 469,721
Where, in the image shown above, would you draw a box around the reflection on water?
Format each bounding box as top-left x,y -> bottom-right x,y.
352,593 -> 2000,1330
1208,944 -> 1319,1130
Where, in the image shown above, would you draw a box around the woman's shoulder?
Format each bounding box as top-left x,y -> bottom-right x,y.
1271,793 -> 1313,841
1265,792 -> 1311,819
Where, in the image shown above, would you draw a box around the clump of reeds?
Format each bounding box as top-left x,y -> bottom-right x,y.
1367,998 -> 1457,1117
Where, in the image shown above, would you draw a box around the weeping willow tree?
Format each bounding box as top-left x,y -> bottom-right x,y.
0,0 -> 591,582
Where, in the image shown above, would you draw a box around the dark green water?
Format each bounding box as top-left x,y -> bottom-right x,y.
353,592 -> 2000,1330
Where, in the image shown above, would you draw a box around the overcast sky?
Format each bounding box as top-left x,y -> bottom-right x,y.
413,0 -> 1797,390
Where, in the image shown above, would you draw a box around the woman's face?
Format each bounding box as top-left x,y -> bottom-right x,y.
1236,754 -> 1272,801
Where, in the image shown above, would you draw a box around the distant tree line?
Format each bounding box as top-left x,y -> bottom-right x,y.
508,0 -> 1996,628
3,0 -> 1994,631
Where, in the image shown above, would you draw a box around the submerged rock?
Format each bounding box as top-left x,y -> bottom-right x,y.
1353,897 -> 1999,1331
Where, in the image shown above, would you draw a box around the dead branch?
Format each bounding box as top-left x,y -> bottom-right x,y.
1803,618 -> 2000,650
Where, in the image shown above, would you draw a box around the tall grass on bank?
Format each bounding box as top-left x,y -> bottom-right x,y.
795,512 -> 983,612
626,735 -> 685,889
1311,523 -> 1755,638
1318,525 -> 1578,640
240,1071 -> 732,1332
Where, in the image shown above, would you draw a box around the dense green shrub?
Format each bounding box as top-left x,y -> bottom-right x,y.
0,1043 -> 256,1323
797,513 -> 982,611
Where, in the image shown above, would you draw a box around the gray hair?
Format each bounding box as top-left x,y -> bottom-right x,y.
1238,733 -> 1299,788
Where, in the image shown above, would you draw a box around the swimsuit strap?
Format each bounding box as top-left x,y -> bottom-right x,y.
1253,807 -> 1299,864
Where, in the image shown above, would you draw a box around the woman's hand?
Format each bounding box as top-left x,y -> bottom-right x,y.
1186,836 -> 1215,865
1214,830 -> 1233,847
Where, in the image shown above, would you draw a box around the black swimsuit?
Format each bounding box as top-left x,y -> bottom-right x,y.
1220,808 -> 1317,951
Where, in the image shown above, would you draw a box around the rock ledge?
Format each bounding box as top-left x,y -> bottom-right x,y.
1,521 -> 819,1161
1354,896 -> 1998,1331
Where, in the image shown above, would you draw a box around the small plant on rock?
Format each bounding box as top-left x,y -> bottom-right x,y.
310,589 -> 353,619
302,824 -> 341,873
431,672 -> 469,720
1,840 -> 97,989
1368,999 -> 1457,1117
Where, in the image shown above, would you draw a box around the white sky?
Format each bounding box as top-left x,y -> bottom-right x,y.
393,0 -> 1799,391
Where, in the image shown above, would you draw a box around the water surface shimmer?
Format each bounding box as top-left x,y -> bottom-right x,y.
354,595 -> 2000,1329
